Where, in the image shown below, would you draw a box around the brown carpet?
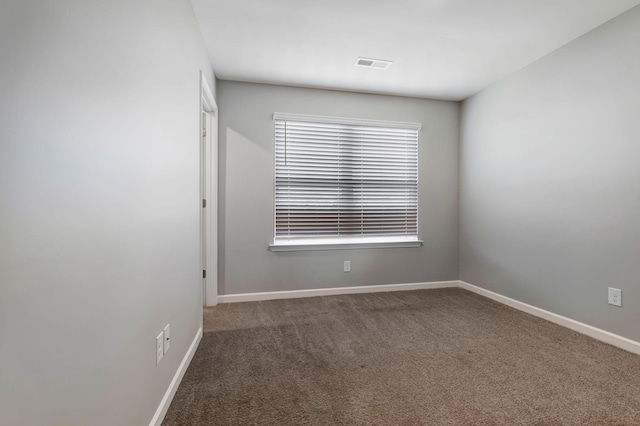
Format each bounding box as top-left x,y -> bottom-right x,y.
163,288 -> 640,425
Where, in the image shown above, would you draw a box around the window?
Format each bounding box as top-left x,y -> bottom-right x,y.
270,113 -> 422,251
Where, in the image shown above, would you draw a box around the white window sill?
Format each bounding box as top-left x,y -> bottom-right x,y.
269,237 -> 423,252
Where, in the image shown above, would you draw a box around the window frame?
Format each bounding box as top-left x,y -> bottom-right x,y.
269,113 -> 423,252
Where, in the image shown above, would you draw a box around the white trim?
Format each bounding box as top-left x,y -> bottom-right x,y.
269,239 -> 423,252
200,71 -> 219,307
217,279 -> 640,355
218,281 -> 458,303
458,281 -> 640,356
272,112 -> 422,130
201,72 -> 216,113
143,280 -> 640,426
149,327 -> 202,426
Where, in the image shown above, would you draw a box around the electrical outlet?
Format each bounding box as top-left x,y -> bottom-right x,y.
344,260 -> 351,272
156,332 -> 164,364
608,287 -> 622,307
163,324 -> 171,354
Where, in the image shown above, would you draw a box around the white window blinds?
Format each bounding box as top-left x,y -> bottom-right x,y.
274,114 -> 420,242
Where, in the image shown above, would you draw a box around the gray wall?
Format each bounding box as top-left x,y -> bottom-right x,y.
218,81 -> 459,295
0,1 -> 214,424
460,6 -> 640,341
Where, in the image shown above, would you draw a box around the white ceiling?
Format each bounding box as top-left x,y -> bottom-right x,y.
191,0 -> 640,100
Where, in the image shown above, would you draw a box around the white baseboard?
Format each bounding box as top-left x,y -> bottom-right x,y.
149,327 -> 203,426
218,280 -> 459,303
459,281 -> 640,356
147,280 -> 639,425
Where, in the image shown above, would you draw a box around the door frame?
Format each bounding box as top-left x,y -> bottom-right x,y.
200,71 -> 218,306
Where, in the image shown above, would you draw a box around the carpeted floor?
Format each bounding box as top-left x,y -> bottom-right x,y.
163,288 -> 640,425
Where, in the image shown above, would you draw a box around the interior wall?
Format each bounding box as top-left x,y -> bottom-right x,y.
0,1 -> 214,424
460,6 -> 640,341
218,81 -> 459,295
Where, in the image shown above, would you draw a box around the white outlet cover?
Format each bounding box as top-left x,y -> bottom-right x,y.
344,260 -> 351,272
163,324 -> 171,354
608,287 -> 622,307
156,332 -> 164,364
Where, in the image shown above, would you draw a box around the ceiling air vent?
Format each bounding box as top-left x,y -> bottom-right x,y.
355,57 -> 393,70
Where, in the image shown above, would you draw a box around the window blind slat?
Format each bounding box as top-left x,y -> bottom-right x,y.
274,117 -> 419,240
